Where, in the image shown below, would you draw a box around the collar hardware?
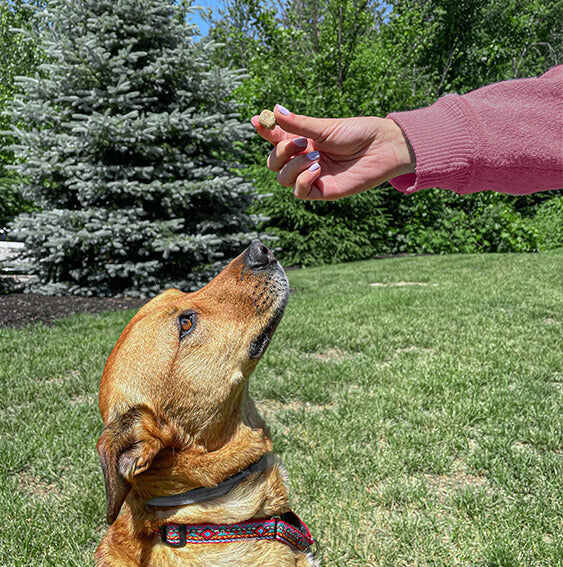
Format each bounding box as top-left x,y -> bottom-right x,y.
160,524 -> 186,548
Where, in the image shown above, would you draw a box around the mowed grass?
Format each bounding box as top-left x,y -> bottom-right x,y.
0,251 -> 562,566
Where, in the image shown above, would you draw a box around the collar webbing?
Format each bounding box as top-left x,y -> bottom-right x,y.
159,511 -> 316,552
146,455 -> 270,508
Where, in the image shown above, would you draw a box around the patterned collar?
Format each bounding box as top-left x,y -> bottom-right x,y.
149,455 -> 318,555
159,511 -> 316,552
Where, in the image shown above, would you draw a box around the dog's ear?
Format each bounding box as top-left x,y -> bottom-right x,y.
96,405 -> 171,524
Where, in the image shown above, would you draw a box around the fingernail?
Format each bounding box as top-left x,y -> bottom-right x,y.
276,104 -> 290,116
294,137 -> 308,147
308,162 -> 320,172
307,151 -> 319,160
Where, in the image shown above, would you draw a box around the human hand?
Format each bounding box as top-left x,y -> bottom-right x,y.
251,105 -> 415,200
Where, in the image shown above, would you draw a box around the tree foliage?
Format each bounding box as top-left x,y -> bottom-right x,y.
0,0 -> 42,228
210,0 -> 389,118
210,0 -> 393,265
7,0 -> 261,295
0,0 -> 42,141
210,0 -> 561,119
2,0 -> 560,290
209,0 -> 562,264
389,0 -> 563,97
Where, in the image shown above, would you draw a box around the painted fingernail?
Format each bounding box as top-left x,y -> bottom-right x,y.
307,151 -> 320,160
276,104 -> 290,116
294,137 -> 308,147
308,162 -> 320,172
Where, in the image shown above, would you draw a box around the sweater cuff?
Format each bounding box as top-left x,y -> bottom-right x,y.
387,95 -> 478,195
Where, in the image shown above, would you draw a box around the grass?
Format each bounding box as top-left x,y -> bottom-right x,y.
1,251 -> 562,566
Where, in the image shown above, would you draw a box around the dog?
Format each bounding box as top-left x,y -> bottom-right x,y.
95,241 -> 319,566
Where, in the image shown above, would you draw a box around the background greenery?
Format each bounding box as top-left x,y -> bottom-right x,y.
0,0 -> 41,229
0,0 -> 561,287
210,0 -> 563,265
3,0 -> 263,295
0,252 -> 561,565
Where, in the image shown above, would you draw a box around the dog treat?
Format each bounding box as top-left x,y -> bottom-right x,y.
259,109 -> 277,130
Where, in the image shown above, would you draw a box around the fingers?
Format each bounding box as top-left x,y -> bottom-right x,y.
273,104 -> 334,142
267,137 -> 310,171
277,151 -> 321,188
250,115 -> 288,145
293,162 -> 322,199
251,105 -> 336,146
252,105 -> 343,200
252,110 -> 321,199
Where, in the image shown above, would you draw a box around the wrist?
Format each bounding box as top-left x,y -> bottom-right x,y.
385,118 -> 416,177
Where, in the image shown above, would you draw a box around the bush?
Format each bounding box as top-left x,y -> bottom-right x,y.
386,189 -> 540,254
248,172 -> 557,266
532,195 -> 563,251
249,165 -> 389,266
0,176 -> 33,231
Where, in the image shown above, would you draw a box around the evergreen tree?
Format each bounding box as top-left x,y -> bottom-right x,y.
7,0 -> 261,296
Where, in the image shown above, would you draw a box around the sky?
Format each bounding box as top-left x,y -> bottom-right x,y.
189,1 -> 393,38
189,0 -> 221,37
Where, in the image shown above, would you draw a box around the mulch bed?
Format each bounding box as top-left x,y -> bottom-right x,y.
0,293 -> 147,329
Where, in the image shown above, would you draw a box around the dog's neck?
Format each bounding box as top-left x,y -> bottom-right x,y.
123,396 -> 283,527
146,455 -> 271,507
132,423 -> 272,501
122,452 -> 290,536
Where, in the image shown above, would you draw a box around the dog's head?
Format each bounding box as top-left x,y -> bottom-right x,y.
96,241 -> 288,524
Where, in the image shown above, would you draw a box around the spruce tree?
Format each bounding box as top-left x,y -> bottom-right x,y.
8,0 -> 261,296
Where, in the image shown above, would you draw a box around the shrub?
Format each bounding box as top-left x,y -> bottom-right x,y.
532,195 -> 563,251
387,189 -> 540,254
0,176 -> 33,232
249,165 -> 389,266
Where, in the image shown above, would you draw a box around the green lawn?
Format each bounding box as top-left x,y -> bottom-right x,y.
1,252 -> 562,566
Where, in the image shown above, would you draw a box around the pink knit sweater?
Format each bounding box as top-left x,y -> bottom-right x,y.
387,65 -> 563,195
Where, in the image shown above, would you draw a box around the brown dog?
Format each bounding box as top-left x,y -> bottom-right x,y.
95,241 -> 319,566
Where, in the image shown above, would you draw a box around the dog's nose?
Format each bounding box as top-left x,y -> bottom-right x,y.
245,240 -> 276,269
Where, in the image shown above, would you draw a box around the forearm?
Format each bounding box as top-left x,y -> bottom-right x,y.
386,65 -> 563,195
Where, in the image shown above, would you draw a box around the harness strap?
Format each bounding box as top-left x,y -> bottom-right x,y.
159,511 -> 315,552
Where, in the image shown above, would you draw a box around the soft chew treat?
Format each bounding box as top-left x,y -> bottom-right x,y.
259,109 -> 277,130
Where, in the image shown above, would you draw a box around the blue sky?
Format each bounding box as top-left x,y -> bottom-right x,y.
189,1 -> 393,37
189,0 -> 221,37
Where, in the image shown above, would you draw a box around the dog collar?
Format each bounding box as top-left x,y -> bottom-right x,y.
159,511 -> 316,552
146,455 -> 270,507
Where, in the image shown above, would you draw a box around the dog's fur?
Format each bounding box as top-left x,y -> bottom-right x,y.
95,242 -> 318,566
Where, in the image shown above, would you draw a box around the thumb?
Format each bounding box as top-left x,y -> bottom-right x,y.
274,104 -> 333,142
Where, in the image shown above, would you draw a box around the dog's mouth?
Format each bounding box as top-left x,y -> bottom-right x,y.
248,301 -> 286,359
247,269 -> 289,359
244,242 -> 289,359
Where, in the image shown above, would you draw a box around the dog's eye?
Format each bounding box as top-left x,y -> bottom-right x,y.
179,313 -> 196,339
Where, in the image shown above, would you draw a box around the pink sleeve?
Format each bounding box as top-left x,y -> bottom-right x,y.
386,65 -> 563,195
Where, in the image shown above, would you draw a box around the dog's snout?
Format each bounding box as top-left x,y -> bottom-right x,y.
245,240 -> 275,269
